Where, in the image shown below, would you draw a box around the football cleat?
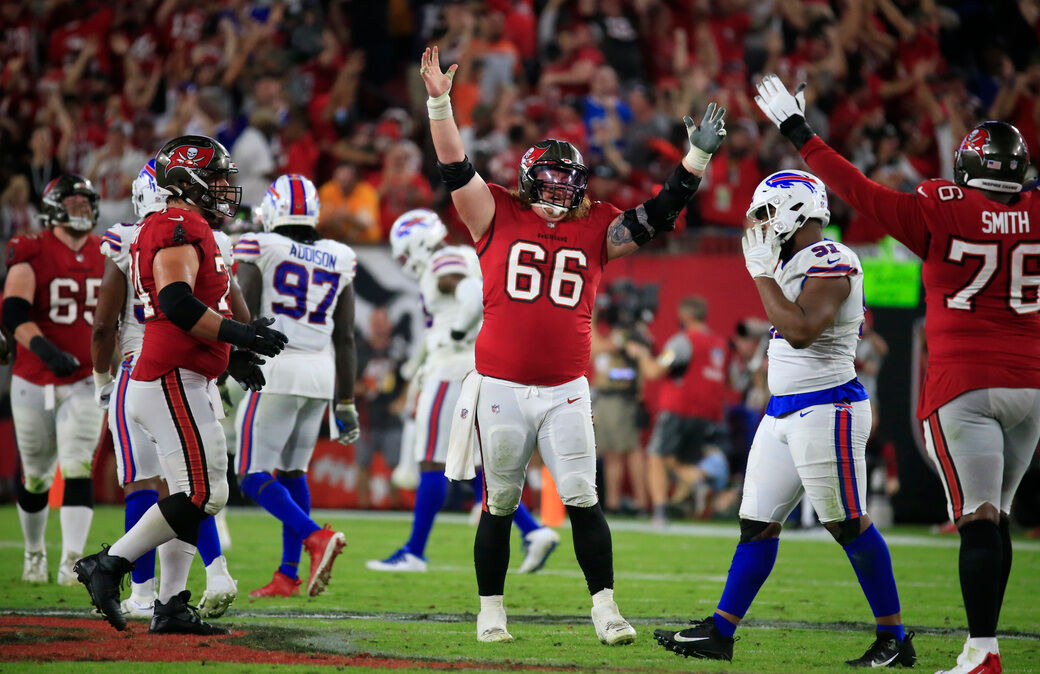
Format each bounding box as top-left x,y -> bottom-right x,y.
366,548 -> 428,572
591,599 -> 636,646
250,570 -> 302,598
22,550 -> 48,583
517,527 -> 560,574
74,545 -> 134,631
120,592 -> 156,619
847,631 -> 917,668
935,640 -> 1002,674
150,591 -> 229,635
654,616 -> 734,660
303,525 -> 346,597
57,551 -> 80,586
476,605 -> 514,643
197,556 -> 238,618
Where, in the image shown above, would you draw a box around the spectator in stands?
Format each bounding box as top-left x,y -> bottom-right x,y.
318,162 -> 381,244
0,175 -> 39,244
698,119 -> 763,228
371,140 -> 433,239
231,109 -> 279,209
84,121 -> 147,226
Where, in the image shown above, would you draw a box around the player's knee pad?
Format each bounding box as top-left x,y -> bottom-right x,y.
739,518 -> 772,543
558,473 -> 598,509
832,518 -> 863,547
20,468 -> 54,494
239,471 -> 275,500
204,478 -> 229,516
60,460 -> 94,481
157,492 -> 207,545
16,481 -> 49,513
485,488 -> 522,517
62,477 -> 94,508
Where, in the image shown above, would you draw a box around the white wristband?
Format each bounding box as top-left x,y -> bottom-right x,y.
93,370 -> 113,389
427,92 -> 453,121
684,146 -> 712,172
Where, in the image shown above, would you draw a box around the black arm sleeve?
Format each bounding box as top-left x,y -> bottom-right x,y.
779,115 -> 816,150
623,163 -> 702,245
1,296 -> 32,332
157,281 -> 209,332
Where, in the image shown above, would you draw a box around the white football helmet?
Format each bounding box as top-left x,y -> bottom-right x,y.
746,170 -> 830,244
132,159 -> 168,220
390,208 -> 447,278
260,174 -> 320,231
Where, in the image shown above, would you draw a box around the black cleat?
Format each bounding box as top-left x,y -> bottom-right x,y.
846,631 -> 917,668
74,545 -> 134,631
150,591 -> 230,635
654,616 -> 734,661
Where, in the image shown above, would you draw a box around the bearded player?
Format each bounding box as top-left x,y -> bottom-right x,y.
654,171 -> 915,667
232,173 -> 355,598
419,46 -> 726,644
91,159 -> 242,620
756,74 -> 1040,674
2,175 -> 106,586
367,208 -> 560,575
75,135 -> 288,635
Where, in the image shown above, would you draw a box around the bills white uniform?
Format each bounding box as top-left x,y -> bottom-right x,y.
232,231 -> 356,473
414,246 -> 481,464
740,240 -> 871,524
101,225 -> 236,484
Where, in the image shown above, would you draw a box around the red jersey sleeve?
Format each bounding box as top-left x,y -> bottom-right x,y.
146,210 -> 212,260
5,234 -> 42,268
800,135 -> 930,258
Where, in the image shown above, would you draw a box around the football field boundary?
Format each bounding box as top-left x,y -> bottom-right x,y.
5,608 -> 1039,642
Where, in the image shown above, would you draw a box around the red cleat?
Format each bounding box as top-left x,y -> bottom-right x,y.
303,525 -> 346,597
250,570 -> 302,598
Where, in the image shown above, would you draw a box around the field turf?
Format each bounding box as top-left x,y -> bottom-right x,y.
2,505 -> 1038,672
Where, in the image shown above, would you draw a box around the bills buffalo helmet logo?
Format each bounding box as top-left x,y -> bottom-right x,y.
520,146 -> 548,170
168,146 -> 215,168
960,128 -> 989,158
765,171 -> 820,193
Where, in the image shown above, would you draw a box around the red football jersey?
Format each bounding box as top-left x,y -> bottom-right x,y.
130,207 -> 233,381
5,229 -> 104,385
475,183 -> 621,386
657,328 -> 728,421
802,136 -> 1040,418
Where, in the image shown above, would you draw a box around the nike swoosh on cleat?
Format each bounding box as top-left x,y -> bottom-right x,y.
875,653 -> 898,666
672,634 -> 711,643
567,397 -> 581,404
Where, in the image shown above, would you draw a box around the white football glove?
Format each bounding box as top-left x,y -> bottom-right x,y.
93,370 -> 115,409
754,74 -> 806,129
742,225 -> 781,279
334,400 -> 361,445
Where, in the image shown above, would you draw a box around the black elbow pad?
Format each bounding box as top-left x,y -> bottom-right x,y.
437,156 -> 477,192
157,281 -> 209,332
2,296 -> 32,333
643,162 -> 702,231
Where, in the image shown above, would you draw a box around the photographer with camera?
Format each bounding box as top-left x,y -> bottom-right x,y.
627,296 -> 730,528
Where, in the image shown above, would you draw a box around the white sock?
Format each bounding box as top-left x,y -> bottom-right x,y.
131,578 -> 155,599
108,504 -> 177,562
480,595 -> 504,611
967,637 -> 999,654
60,505 -> 93,558
205,555 -> 228,582
592,588 -> 615,607
17,505 -> 48,553
157,539 -> 196,604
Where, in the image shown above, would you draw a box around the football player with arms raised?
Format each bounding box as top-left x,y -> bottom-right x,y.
75,136 -> 287,635
91,159 -> 243,621
2,175 -> 106,586
757,75 -> 1040,674
419,46 -> 726,644
232,174 -> 355,599
654,171 -> 914,668
367,208 -> 559,575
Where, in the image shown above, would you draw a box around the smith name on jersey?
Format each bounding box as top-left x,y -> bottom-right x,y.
233,231 -> 356,398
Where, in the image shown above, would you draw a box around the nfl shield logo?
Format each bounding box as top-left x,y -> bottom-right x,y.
461,409 -> 468,419
491,404 -> 501,414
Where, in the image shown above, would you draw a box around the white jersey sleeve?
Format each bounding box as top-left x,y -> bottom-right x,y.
101,223 -> 146,357
246,232 -> 356,398
767,241 -> 864,396
419,245 -> 482,381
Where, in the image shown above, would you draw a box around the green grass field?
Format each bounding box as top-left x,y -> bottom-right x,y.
2,505 -> 1038,672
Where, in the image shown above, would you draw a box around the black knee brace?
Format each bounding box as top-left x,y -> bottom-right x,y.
739,518 -> 771,543
157,492 -> 207,546
16,481 -> 49,513
63,477 -> 94,508
833,518 -> 863,547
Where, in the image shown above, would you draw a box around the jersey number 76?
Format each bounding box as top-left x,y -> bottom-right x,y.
945,237 -> 1040,314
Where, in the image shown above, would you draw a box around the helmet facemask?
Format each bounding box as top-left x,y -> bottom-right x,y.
526,163 -> 589,218
40,175 -> 99,232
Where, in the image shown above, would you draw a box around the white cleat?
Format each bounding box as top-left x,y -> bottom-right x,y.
477,606 -> 514,643
22,550 -> 48,583
592,600 -> 637,645
366,549 -> 428,572
935,639 -> 1001,674
517,527 -> 560,574
120,593 -> 156,619
56,551 -> 80,586
198,556 -> 238,618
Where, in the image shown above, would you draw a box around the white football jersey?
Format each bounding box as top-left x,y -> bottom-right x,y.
233,231 -> 356,398
419,245 -> 482,381
100,223 -> 146,356
767,240 -> 864,396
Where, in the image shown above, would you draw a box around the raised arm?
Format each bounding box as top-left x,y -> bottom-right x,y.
420,46 -> 495,242
605,102 -> 728,260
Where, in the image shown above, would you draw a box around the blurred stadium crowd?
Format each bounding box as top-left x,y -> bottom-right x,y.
0,0 -> 1038,518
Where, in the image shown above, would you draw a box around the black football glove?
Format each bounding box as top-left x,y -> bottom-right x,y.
226,349 -> 266,392
219,316 -> 289,357
29,336 -> 80,377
